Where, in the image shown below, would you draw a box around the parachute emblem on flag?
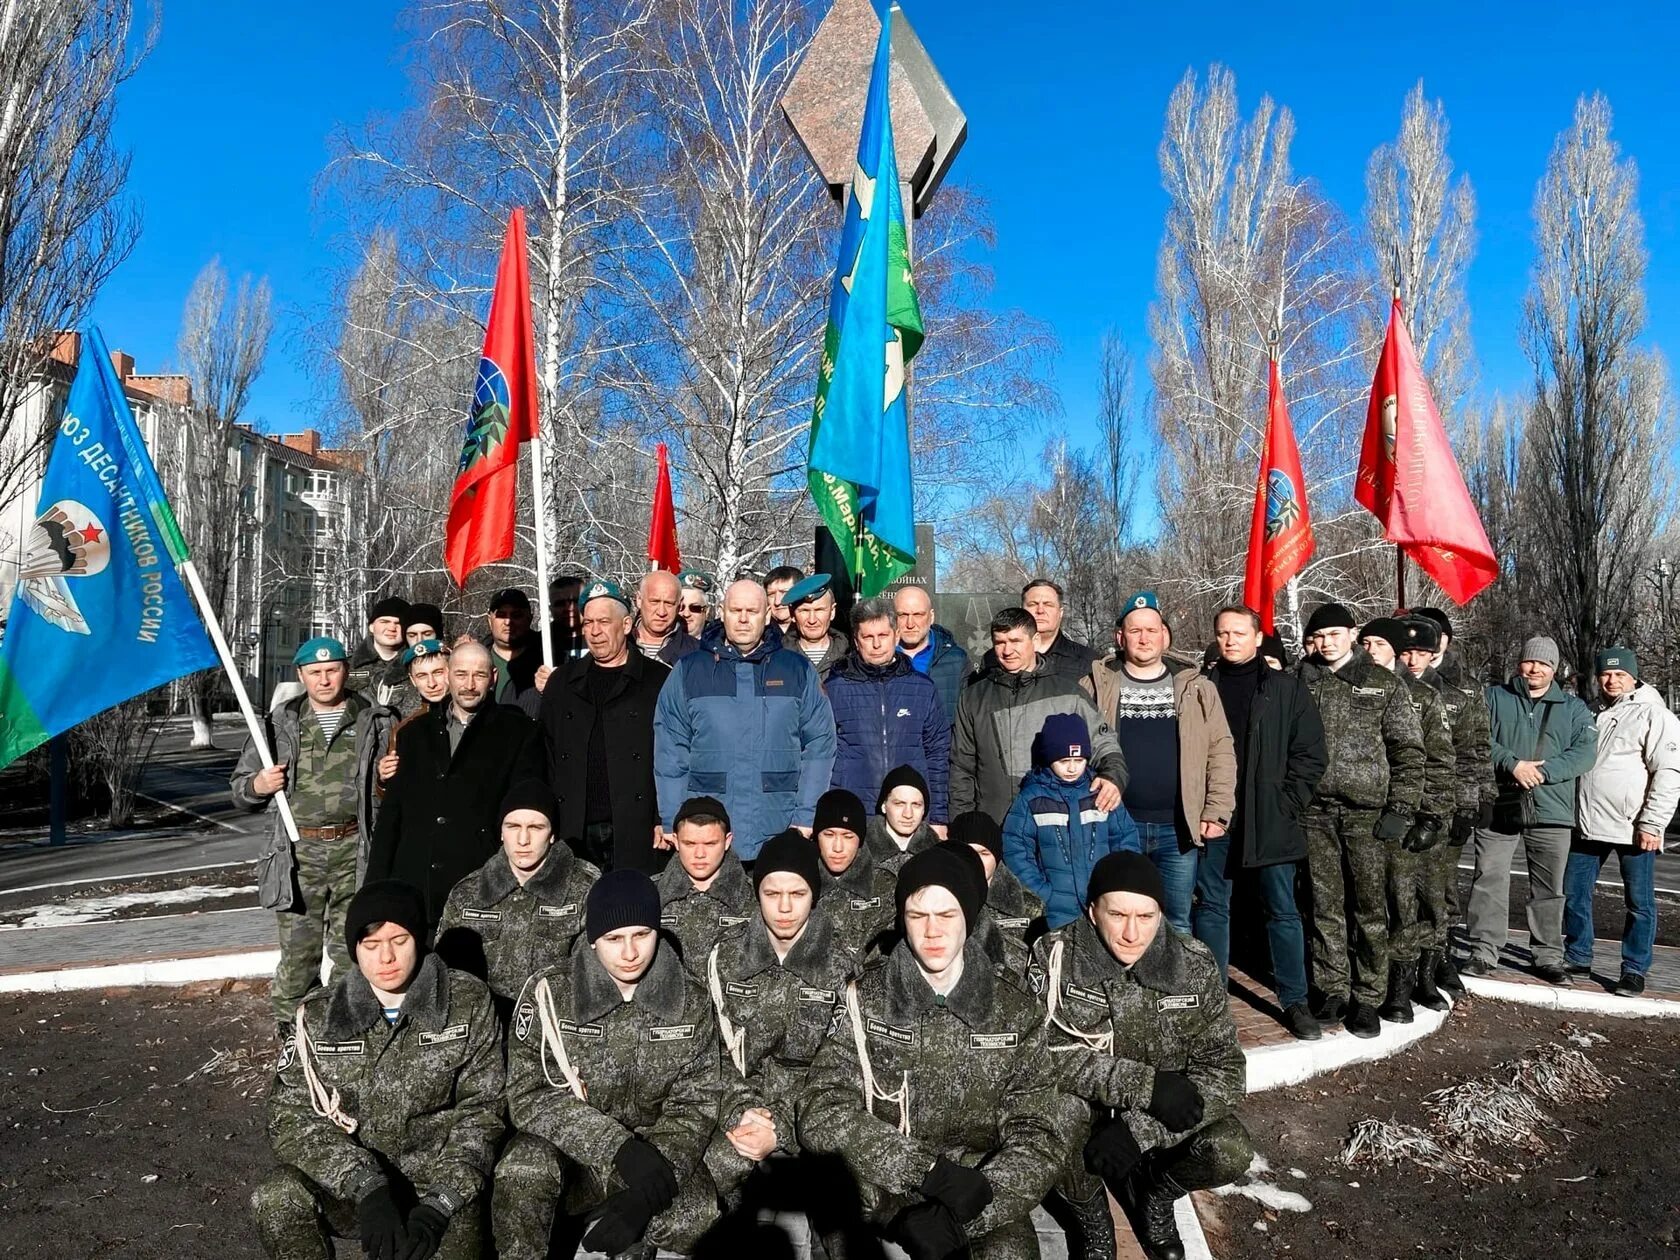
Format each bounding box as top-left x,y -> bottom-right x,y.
1380,394 -> 1399,463
1264,469 -> 1301,541
18,499 -> 110,636
458,358 -> 512,475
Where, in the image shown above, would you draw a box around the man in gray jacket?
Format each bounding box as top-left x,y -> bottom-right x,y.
1565,648 -> 1680,994
1465,635 -> 1598,982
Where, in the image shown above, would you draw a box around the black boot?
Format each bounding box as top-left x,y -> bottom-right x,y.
1413,950 -> 1449,1011
1435,952 -> 1465,994
1134,1171 -> 1187,1260
1344,999 -> 1381,1038
1378,961 -> 1416,1024
1058,1183 -> 1118,1260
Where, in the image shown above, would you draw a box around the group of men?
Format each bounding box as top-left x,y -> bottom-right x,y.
233,566 -> 1680,1259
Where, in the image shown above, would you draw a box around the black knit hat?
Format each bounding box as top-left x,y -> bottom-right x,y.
1259,633 -> 1289,667
1399,616 -> 1441,653
948,810 -> 1003,861
1087,852 -> 1166,908
813,788 -> 866,838
876,764 -> 929,812
895,844 -> 986,930
403,602 -> 444,634
753,828 -> 823,902
368,596 -> 410,624
344,879 -> 428,958
1358,617 -> 1408,650
674,795 -> 731,833
1304,602 -> 1357,635
586,869 -> 662,943
499,779 -> 559,830
1410,606 -> 1453,641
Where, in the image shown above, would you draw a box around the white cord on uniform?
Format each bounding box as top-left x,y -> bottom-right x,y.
844,980 -> 911,1137
532,977 -> 587,1102
707,946 -> 748,1077
1042,940 -> 1114,1056
293,1005 -> 358,1135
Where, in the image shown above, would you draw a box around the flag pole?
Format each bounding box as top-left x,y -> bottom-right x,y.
1390,243 -> 1408,611
530,440 -> 554,669
179,558 -> 300,848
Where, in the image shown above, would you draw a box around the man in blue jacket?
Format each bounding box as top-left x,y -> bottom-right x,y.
1465,635 -> 1598,982
893,586 -> 969,727
826,597 -> 951,826
653,579 -> 836,861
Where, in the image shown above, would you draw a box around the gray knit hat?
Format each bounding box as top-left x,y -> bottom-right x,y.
1520,636 -> 1560,669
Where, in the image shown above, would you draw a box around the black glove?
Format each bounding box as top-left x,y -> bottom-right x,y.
890,1202 -> 969,1260
1402,814 -> 1443,853
1145,1069 -> 1205,1131
355,1185 -> 407,1260
581,1188 -> 657,1256
1449,811 -> 1475,845
1374,809 -> 1411,842
400,1204 -> 447,1260
918,1155 -> 994,1223
612,1136 -> 678,1212
1476,800 -> 1495,829
1083,1117 -> 1145,1185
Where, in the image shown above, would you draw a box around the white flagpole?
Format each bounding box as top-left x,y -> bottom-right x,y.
530,439 -> 554,669
180,558 -> 300,846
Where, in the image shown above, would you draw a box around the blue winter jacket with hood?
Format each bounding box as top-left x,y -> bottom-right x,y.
1002,765 -> 1141,928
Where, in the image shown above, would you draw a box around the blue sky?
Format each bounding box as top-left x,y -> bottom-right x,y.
92,0 -> 1680,451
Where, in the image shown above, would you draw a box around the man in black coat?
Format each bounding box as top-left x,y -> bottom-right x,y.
1192,605 -> 1328,1041
368,640 -> 543,932
539,580 -> 671,874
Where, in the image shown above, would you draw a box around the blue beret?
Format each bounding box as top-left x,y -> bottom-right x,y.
400,638 -> 447,668
1117,590 -> 1160,625
577,578 -> 632,613
782,572 -> 834,607
293,636 -> 347,666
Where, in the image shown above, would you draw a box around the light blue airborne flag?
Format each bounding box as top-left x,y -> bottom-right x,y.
0,326 -> 217,768
806,3 -> 924,596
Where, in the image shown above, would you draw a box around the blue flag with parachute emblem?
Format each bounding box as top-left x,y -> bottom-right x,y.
806,2 -> 924,596
0,326 -> 218,768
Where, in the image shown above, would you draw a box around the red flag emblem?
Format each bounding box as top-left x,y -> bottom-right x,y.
1243,359 -> 1314,633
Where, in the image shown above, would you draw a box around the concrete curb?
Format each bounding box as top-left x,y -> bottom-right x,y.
0,949 -> 278,994
1242,1004 -> 1453,1093
1460,973 -> 1680,1018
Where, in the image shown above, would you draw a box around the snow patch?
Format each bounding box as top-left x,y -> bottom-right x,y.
0,885 -> 254,930
1212,1179 -> 1312,1214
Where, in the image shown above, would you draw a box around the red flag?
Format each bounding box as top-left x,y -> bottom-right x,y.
1356,298 -> 1497,604
445,208 -> 539,587
648,442 -> 681,572
1243,358 -> 1315,633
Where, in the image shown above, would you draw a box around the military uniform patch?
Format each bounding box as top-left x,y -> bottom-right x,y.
725,981 -> 759,998
969,1032 -> 1018,1050
314,1040 -> 365,1055
514,1002 -> 535,1042
419,1023 -> 470,1045
798,987 -> 837,1004
275,1041 -> 296,1073
537,904 -> 576,919
719,915 -> 749,927
649,1024 -> 696,1042
1157,994 -> 1201,1011
865,1018 -> 915,1046
849,897 -> 882,911
460,907 -> 502,923
1065,983 -> 1108,1009
660,911 -> 680,927
560,1020 -> 603,1038
993,916 -> 1030,930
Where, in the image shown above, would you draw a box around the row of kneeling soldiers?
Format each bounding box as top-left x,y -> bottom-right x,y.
253,781 -> 1250,1260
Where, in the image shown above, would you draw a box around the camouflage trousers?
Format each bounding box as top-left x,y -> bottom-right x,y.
1385,843 -> 1430,964
250,1165 -> 482,1260
1414,841 -> 1460,954
273,836 -> 358,1025
1302,806 -> 1390,1005
491,1132 -> 718,1259
1063,1113 -> 1254,1203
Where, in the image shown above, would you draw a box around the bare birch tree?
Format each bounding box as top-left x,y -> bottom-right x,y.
1521,93 -> 1672,692
0,0 -> 148,530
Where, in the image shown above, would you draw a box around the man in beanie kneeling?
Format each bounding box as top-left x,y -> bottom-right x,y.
434,780 -> 601,1018
1027,854 -> 1250,1260
497,869 -> 721,1258
657,796 -> 755,969
798,846 -> 1078,1258
813,787 -> 899,959
949,810 -> 1046,976
868,764 -> 942,875
703,830 -> 861,1234
253,880 -> 505,1260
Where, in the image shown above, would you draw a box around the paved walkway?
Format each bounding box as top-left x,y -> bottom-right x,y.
1451,925 -> 1680,1001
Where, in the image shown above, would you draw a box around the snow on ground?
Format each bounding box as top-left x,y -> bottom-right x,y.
1213,1153 -> 1314,1213
0,885 -> 255,929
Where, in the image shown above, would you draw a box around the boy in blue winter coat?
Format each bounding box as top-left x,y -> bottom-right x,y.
1003,712 -> 1141,927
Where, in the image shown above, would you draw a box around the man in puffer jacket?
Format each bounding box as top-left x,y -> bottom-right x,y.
1002,714 -> 1141,928
825,598 -> 950,825
1566,648 -> 1680,995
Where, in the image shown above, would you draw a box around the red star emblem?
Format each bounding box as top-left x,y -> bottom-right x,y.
80,522 -> 103,545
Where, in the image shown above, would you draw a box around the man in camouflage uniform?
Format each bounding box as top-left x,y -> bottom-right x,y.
949,810 -> 1046,977
232,636 -> 395,1037
384,637 -> 451,731
347,596 -> 411,705
1027,853 -> 1251,1260
252,880 -> 504,1259
798,846 -> 1078,1260
1296,603 -> 1424,1038
655,796 -> 755,969
702,831 -> 861,1241
497,870 -> 722,1258
434,780 -> 600,1021
1360,619 -> 1457,1022
867,764 -> 941,875
1400,613 -> 1495,1000
813,790 -> 898,959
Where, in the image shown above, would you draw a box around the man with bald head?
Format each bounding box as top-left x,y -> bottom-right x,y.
654,579 -> 836,862
370,638 -> 544,934
634,569 -> 701,665
893,585 -> 969,727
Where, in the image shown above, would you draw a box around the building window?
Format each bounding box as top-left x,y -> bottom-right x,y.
308,470 -> 336,496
